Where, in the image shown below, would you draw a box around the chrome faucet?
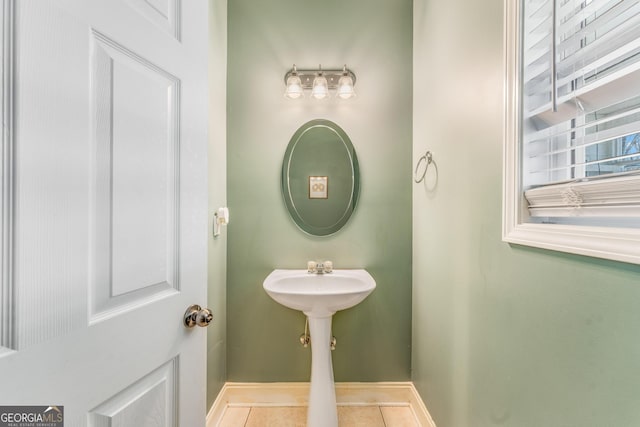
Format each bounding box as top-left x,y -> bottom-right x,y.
307,260 -> 333,274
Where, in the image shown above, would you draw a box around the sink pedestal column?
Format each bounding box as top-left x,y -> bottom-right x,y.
307,315 -> 338,427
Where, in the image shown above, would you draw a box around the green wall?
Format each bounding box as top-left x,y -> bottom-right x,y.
227,0 -> 413,382
207,0 -> 227,409
412,1 -> 640,426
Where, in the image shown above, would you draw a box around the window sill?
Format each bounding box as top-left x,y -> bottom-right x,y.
503,222 -> 640,265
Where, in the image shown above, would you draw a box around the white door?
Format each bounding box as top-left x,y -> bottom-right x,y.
0,1 -> 209,426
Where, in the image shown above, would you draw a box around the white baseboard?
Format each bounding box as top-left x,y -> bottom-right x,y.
206,382 -> 436,427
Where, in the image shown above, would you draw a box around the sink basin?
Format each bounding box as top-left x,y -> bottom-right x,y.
263,269 -> 376,317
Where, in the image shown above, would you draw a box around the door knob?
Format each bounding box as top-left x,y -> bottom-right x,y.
184,305 -> 213,328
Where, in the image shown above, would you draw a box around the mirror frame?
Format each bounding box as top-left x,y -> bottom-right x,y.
281,119 -> 360,236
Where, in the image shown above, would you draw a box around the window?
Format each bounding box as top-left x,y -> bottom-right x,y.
503,0 -> 640,265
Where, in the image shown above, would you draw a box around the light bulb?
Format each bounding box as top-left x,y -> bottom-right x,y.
337,74 -> 356,99
311,73 -> 329,100
284,74 -> 304,99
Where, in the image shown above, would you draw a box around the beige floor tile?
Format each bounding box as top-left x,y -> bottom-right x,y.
219,407 -> 250,427
337,406 -> 385,427
380,406 -> 420,427
245,406 -> 307,427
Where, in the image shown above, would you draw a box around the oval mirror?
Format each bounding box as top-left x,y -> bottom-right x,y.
282,119 -> 360,236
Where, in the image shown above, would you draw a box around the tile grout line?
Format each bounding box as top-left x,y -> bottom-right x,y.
378,405 -> 388,427
242,406 -> 251,427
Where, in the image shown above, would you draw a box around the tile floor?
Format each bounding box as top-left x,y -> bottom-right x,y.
218,405 -> 421,427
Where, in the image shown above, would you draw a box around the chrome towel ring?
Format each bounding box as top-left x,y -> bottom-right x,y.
414,151 -> 433,183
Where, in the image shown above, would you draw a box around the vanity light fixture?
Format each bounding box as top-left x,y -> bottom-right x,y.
284,64 -> 356,100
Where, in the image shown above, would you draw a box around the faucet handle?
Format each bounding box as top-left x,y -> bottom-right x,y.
324,261 -> 333,273
307,261 -> 317,273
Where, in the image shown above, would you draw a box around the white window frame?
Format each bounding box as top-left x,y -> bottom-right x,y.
503,0 -> 640,265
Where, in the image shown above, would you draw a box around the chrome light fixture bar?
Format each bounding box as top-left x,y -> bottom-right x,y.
284,64 -> 356,100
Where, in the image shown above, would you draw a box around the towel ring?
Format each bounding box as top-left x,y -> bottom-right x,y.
414,151 -> 433,183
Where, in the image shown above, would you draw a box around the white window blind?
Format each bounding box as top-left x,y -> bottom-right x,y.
521,0 -> 640,219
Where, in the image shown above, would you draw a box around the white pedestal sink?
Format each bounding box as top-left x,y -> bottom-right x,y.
263,269 -> 376,427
